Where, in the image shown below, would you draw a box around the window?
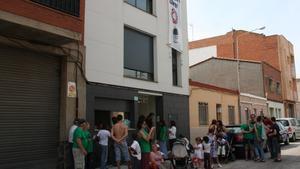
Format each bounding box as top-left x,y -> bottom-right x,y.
125,0 -> 153,14
228,106 -> 235,125
253,108 -> 257,115
276,82 -> 281,94
216,104 -> 222,121
199,102 -> 208,125
268,78 -> 273,92
172,49 -> 179,86
124,27 -> 154,81
245,108 -> 250,122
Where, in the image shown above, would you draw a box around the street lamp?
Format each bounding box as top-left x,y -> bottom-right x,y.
233,26 -> 266,123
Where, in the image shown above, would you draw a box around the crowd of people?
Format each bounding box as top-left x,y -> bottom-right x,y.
68,113 -> 283,169
191,114 -> 282,169
68,113 -> 178,169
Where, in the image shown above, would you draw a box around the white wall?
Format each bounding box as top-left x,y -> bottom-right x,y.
85,0 -> 189,95
189,45 -> 216,66
267,101 -> 284,118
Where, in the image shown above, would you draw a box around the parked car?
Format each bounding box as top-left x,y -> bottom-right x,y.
276,122 -> 289,145
276,118 -> 300,142
226,125 -> 245,159
225,123 -> 289,159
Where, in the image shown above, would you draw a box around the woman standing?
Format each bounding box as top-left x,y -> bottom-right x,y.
158,120 -> 168,158
168,121 -> 177,151
254,116 -> 266,162
138,119 -> 156,169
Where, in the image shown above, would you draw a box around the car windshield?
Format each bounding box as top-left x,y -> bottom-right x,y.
276,122 -> 284,130
277,120 -> 289,127
226,127 -> 241,133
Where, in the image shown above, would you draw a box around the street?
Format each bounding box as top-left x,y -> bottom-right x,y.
222,142 -> 300,169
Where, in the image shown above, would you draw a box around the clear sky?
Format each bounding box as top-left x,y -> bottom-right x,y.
187,0 -> 300,78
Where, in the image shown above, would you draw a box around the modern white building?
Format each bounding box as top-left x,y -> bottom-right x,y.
84,0 -> 190,136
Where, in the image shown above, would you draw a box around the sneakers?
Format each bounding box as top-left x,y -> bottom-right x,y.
274,159 -> 282,162
218,164 -> 223,168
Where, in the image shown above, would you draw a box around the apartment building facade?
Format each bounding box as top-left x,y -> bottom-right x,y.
189,31 -> 298,117
189,80 -> 239,143
190,58 -> 268,123
84,0 -> 190,137
0,0 -> 85,168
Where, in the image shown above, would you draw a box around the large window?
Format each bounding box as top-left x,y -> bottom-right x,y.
124,27 -> 154,81
199,102 -> 208,125
172,49 -> 179,86
216,104 -> 222,121
125,0 -> 153,14
228,106 -> 235,125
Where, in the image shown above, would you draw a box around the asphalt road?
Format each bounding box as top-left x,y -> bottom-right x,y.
221,141 -> 300,169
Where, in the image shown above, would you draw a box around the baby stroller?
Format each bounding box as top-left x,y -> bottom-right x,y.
171,137 -> 194,169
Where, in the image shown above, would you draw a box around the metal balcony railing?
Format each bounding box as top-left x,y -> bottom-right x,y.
31,0 -> 80,17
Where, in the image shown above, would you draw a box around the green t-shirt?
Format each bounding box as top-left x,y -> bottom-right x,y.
73,127 -> 88,149
241,123 -> 255,140
158,126 -> 168,141
255,123 -> 263,139
84,131 -> 93,153
139,129 -> 151,153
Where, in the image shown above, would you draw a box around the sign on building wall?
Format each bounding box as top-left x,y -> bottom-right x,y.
67,82 -> 77,98
169,0 -> 183,52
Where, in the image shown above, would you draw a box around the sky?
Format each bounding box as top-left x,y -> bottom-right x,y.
187,0 -> 300,78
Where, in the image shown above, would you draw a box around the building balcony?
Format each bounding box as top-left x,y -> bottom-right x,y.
31,0 -> 80,17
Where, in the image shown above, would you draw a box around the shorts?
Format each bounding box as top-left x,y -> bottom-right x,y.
244,139 -> 254,146
114,141 -> 130,162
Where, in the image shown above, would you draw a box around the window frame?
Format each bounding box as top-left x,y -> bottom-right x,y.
228,105 -> 235,125
123,26 -> 154,81
199,102 -> 208,125
124,0 -> 153,14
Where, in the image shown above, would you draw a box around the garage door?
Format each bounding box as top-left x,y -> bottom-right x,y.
0,46 -> 60,169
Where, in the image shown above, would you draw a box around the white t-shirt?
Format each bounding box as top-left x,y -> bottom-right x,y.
68,125 -> 78,143
130,140 -> 141,160
194,143 -> 204,159
203,142 -> 211,153
169,126 -> 177,139
97,129 -> 111,146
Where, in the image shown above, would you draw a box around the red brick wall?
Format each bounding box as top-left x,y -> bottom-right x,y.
262,62 -> 282,102
189,31 -> 281,70
0,0 -> 85,36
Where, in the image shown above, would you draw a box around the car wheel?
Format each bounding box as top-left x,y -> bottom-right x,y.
292,133 -> 296,142
285,136 -> 290,145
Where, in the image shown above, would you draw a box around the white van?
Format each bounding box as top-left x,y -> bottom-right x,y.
276,118 -> 300,141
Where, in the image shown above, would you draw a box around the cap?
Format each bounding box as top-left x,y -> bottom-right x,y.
78,119 -> 86,125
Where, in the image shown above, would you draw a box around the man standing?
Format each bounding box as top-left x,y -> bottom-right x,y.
268,117 -> 282,162
68,118 -> 79,169
97,123 -> 111,169
241,114 -> 256,160
111,115 -> 131,169
73,119 -> 88,169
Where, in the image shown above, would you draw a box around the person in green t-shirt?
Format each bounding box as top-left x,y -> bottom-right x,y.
84,122 -> 94,169
158,120 -> 168,158
72,119 -> 88,169
241,114 -> 256,160
137,118 -> 155,169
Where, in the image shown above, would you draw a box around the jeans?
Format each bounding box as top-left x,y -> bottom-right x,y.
100,145 -> 108,169
73,148 -> 85,169
267,138 -> 275,158
271,137 -> 281,159
204,152 -> 211,169
254,139 -> 265,160
159,141 -> 168,158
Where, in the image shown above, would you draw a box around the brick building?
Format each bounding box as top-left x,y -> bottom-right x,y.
189,30 -> 298,117
190,57 -> 268,124
0,1 -> 85,168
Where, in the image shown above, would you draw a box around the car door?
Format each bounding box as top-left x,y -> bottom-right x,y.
294,119 -> 300,139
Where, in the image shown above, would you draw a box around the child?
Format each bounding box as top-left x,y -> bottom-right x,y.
129,133 -> 141,169
217,134 -> 227,158
203,136 -> 211,169
193,137 -> 204,169
208,131 -> 222,168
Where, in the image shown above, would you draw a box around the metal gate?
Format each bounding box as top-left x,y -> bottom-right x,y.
0,46 -> 60,169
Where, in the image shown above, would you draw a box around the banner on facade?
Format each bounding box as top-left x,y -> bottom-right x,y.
169,0 -> 183,52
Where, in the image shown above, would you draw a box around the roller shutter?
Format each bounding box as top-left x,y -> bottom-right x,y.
0,46 -> 60,169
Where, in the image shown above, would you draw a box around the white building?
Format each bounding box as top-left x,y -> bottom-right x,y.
84,0 -> 190,136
